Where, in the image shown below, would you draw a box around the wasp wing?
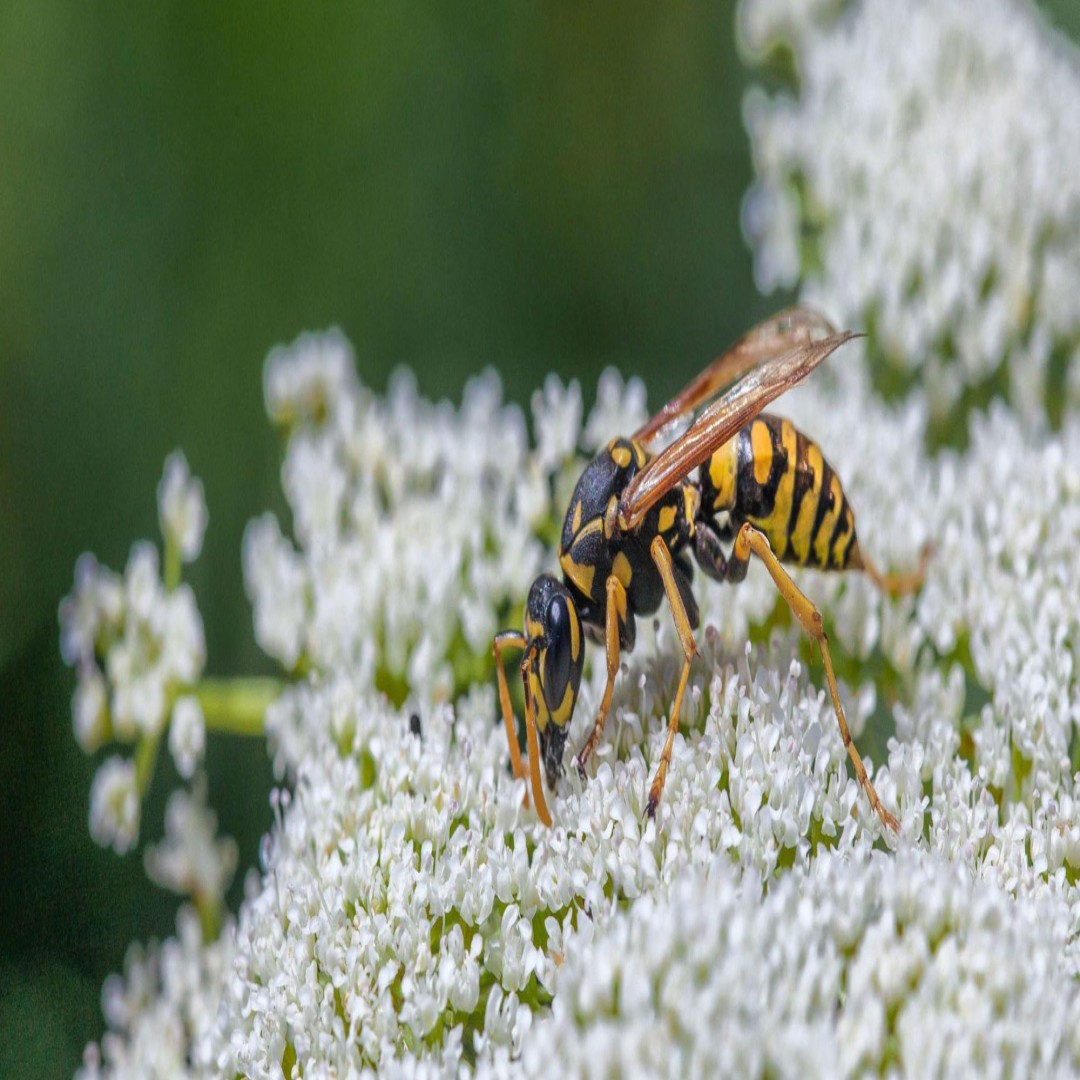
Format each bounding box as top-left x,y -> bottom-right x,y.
633,307 -> 837,446
619,330 -> 860,531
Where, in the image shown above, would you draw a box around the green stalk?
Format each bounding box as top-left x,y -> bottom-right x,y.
163,538 -> 182,593
194,889 -> 221,942
194,677 -> 284,737
135,732 -> 160,797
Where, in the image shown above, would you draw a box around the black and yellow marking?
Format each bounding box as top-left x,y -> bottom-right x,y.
702,413 -> 861,573
705,439 -> 738,513
560,518 -> 603,599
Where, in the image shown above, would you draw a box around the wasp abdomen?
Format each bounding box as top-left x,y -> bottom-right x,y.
700,414 -> 859,571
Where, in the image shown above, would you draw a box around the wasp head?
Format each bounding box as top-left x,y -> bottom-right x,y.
522,574 -> 584,786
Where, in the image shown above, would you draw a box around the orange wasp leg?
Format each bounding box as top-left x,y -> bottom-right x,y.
731,522 -> 900,832
493,631 -> 529,796
576,573 -> 627,777
853,541 -> 933,598
645,535 -> 698,819
521,647 -> 553,827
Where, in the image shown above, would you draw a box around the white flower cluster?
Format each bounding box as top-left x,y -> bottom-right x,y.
60,543 -> 205,751
78,904 -> 233,1080
243,331 -> 603,703
739,0 -> 1080,420
79,333 -> 1080,1075
524,848 -> 1080,1078
60,499 -> 207,852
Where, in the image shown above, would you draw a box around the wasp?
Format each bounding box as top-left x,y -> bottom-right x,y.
494,308 -> 928,831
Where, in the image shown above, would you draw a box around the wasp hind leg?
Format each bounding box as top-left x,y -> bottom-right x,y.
575,574 -> 628,778
851,540 -> 932,598
645,536 -> 699,819
730,522 -> 899,832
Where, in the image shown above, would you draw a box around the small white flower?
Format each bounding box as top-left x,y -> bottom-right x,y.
582,367 -> 648,452
532,373 -> 582,472
89,756 -> 140,855
145,780 -> 237,905
157,450 -> 208,563
72,665 -> 109,753
59,553 -> 123,668
263,327 -> 358,429
168,696 -> 205,780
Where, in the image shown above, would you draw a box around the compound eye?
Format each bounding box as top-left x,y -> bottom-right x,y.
542,595 -> 574,719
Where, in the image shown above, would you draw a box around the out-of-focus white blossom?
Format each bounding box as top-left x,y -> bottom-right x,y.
581,367 -> 648,452
167,696 -> 205,780
72,664 -> 109,753
737,0 -> 841,57
144,781 -> 237,907
740,0 -> 1080,419
59,553 -> 124,669
61,500 -> 207,748
263,326 -> 358,429
61,461 -> 212,859
89,757 -> 141,856
242,513 -> 308,672
77,905 -> 231,1080
103,543 -> 205,740
157,450 -> 208,564
531,373 -> 582,472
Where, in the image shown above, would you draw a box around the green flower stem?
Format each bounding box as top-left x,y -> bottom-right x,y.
194,677 -> 283,737
135,732 -> 160,797
163,538 -> 182,593
194,888 -> 221,942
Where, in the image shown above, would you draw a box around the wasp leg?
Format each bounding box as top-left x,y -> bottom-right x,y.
576,574 -> 627,778
645,535 -> 698,820
493,631 -> 529,800
521,646 -> 553,827
731,522 -> 899,832
852,540 -> 933,598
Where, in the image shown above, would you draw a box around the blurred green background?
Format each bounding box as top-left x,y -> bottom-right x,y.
2,3 -> 1078,1074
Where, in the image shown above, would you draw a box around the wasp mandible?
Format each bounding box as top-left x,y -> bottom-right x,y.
493,308 -> 928,831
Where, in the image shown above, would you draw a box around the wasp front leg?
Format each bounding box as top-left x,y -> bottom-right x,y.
730,522 -> 899,832
491,631 -> 556,825
521,645 -> 553,826
493,631 -> 529,795
645,535 -> 698,819
575,574 -> 627,777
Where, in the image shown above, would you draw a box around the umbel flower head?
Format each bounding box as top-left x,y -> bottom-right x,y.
78,325 -> 1080,1077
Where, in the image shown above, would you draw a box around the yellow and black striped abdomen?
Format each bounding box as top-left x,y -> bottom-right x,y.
700,414 -> 858,571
